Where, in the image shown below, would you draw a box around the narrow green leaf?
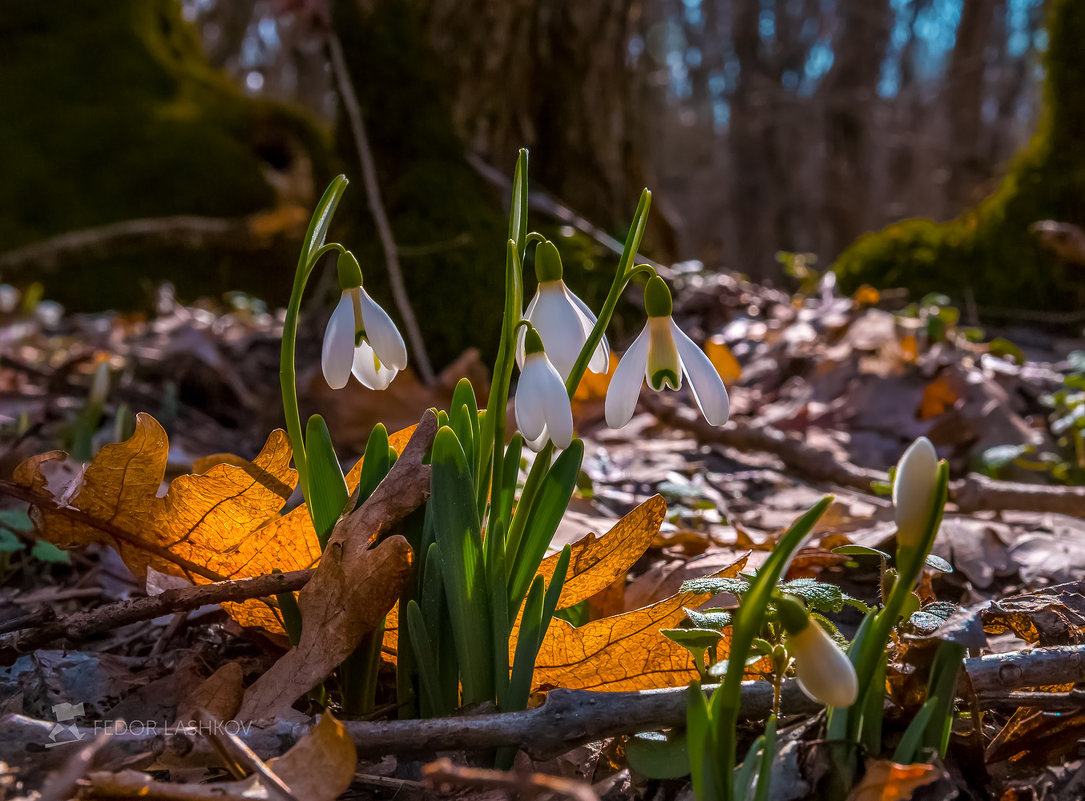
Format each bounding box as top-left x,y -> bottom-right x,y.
304,414 -> 348,547
751,715 -> 777,801
892,698 -> 937,764
355,423 -> 392,509
509,149 -> 529,256
406,600 -> 448,717
507,575 -> 546,714
733,733 -> 765,801
429,426 -> 493,706
488,519 -> 510,706
274,575 -> 303,647
508,440 -> 584,614
686,683 -> 717,801
494,434 -> 523,528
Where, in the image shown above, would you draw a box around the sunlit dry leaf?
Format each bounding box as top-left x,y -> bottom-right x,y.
846,760 -> 942,801
15,413 -> 418,633
239,414 -> 434,719
853,284 -> 881,306
899,334 -> 919,363
531,554 -> 749,691
705,335 -> 742,384
537,495 -> 666,610
918,373 -> 961,419
982,581 -> 1085,646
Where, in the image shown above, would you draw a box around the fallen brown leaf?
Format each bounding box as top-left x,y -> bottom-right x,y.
176,662 -> 244,727
237,413 -> 436,719
536,495 -> 666,610
846,760 -> 943,801
532,553 -> 749,691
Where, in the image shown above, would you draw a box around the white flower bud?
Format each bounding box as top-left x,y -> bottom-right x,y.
789,620 -> 858,708
892,437 -> 940,548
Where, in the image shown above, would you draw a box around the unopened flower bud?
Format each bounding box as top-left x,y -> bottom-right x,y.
778,596 -> 858,708
892,437 -> 940,548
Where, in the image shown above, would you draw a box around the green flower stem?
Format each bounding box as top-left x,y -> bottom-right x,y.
279,240 -> 345,506
713,497 -> 832,801
846,461 -> 950,740
564,189 -> 652,396
503,441 -> 554,578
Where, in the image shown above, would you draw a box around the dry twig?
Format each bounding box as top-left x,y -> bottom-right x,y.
424,757 -> 600,801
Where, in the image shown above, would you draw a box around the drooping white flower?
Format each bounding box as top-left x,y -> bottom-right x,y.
604,276 -> 730,429
892,437 -> 940,548
516,240 -> 608,381
515,327 -> 574,452
321,252 -> 407,391
777,596 -> 857,708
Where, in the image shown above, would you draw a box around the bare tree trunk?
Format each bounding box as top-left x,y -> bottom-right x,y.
945,0 -> 997,210
819,0 -> 892,259
728,0 -> 772,278
419,0 -> 666,252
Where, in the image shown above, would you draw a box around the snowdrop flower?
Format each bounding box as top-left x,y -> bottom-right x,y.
516,240 -> 608,381
777,597 -> 858,708
892,437 -> 940,548
605,276 -> 730,429
321,251 -> 407,391
515,327 -> 574,452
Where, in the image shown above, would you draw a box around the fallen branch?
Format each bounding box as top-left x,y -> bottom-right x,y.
0,211 -> 307,273
9,646 -> 1083,770
424,757 -> 600,801
645,397 -> 1085,517
0,570 -> 312,665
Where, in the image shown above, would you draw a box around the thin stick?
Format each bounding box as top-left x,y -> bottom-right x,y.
326,30 -> 434,384
0,569 -> 312,665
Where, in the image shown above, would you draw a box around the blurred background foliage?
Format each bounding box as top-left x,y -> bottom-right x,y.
1,0 -> 1081,370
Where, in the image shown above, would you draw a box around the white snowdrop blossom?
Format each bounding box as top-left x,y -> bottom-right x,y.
605,276 -> 729,429
777,597 -> 857,708
892,437 -> 940,548
516,240 -> 608,381
321,252 -> 407,391
515,327 -> 574,452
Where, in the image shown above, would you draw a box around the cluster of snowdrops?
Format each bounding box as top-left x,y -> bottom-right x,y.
279,152 -> 954,796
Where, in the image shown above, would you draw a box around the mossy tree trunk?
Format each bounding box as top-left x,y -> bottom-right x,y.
834,0 -> 1085,317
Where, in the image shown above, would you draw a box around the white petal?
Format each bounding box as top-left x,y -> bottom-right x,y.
515,356 -> 549,445
321,292 -> 356,390
531,282 -> 586,381
516,291 -> 541,370
568,288 -> 610,374
359,289 -> 408,370
790,623 -> 858,708
892,437 -> 940,548
645,317 -> 682,391
538,356 -> 574,449
351,340 -> 399,390
671,319 -> 730,426
604,325 -> 651,428
524,428 -> 551,453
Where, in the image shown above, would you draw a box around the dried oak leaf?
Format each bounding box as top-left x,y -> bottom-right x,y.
982,581 -> 1085,646
15,412 -> 416,632
531,553 -> 749,691
536,494 -> 667,610
845,760 -> 944,801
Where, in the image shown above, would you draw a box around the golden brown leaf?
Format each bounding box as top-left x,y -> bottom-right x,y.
16,413 -> 418,633
176,662 -> 244,727
266,712 -> 357,801
531,553 -> 749,691
846,760 -> 942,801
536,495 -> 666,610
705,335 -> 742,384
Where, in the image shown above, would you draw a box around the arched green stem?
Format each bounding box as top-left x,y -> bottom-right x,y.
563,190 -> 652,396
279,240 -> 347,506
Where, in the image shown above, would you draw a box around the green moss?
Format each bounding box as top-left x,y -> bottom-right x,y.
0,0 -> 330,308
834,0 -> 1085,314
